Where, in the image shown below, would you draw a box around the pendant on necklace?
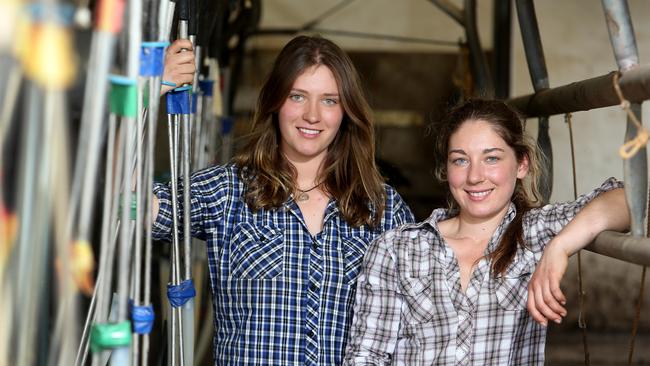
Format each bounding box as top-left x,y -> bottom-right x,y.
296,191 -> 310,202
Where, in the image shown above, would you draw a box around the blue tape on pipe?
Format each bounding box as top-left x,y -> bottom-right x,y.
199,79 -> 214,97
128,300 -> 155,334
221,116 -> 234,135
167,279 -> 196,307
140,45 -> 165,77
28,3 -> 75,24
191,93 -> 198,114
166,89 -> 191,114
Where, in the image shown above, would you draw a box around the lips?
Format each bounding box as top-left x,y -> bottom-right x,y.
466,189 -> 493,200
298,127 -> 321,136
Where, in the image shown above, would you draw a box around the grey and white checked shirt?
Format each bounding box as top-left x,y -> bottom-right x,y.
345,178 -> 622,365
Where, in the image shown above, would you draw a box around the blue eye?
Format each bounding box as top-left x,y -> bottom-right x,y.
486,156 -> 500,164
451,158 -> 468,166
289,94 -> 304,102
322,98 -> 339,106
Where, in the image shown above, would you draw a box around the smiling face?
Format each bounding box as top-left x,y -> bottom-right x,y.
278,65 -> 344,165
446,119 -> 529,222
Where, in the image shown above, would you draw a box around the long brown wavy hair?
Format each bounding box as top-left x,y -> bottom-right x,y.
432,99 -> 543,276
233,35 -> 386,227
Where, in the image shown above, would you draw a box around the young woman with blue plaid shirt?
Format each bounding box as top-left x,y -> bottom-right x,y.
155,35 -> 414,365
344,99 -> 630,365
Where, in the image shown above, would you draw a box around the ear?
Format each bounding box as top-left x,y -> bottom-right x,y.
516,154 -> 530,179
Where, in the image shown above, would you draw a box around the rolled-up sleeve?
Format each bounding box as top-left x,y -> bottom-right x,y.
152,167 -> 226,241
524,177 -> 624,252
344,231 -> 404,365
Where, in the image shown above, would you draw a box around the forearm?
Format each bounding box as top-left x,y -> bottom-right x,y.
550,188 -> 629,255
153,194 -> 160,222
345,240 -> 401,365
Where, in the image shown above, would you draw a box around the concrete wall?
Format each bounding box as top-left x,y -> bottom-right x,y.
246,0 -> 650,331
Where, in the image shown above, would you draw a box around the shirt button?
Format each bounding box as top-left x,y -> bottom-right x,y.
409,231 -> 418,239
310,282 -> 318,292
307,329 -> 315,338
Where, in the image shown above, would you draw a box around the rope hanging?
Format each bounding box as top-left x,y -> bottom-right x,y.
612,72 -> 649,159
565,112 -> 590,365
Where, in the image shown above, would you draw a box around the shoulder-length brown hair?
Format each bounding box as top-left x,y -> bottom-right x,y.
233,35 -> 386,227
432,99 -> 544,276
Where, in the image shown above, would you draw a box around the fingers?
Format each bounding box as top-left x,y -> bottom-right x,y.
540,276 -> 566,321
550,278 -> 567,306
166,63 -> 196,78
527,275 -> 566,326
166,49 -> 195,64
162,40 -> 196,95
527,286 -> 547,325
167,39 -> 193,53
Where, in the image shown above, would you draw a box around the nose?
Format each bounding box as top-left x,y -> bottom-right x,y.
467,161 -> 484,184
302,100 -> 320,124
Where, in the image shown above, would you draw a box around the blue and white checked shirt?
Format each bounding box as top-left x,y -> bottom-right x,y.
344,178 -> 622,365
153,164 -> 415,365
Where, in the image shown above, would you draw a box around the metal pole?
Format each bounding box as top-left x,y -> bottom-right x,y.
506,66 -> 650,117
464,0 -> 494,98
601,0 -> 646,240
515,0 -> 553,203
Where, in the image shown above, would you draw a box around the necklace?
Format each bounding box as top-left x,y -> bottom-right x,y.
295,183 -> 321,202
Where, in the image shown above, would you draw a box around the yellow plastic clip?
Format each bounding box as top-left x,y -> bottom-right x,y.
19,21 -> 77,90
0,204 -> 18,269
70,240 -> 96,296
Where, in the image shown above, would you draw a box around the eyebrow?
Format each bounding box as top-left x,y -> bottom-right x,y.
448,147 -> 505,155
291,88 -> 340,97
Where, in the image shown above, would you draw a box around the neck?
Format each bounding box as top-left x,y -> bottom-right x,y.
288,156 -> 324,190
452,205 -> 510,241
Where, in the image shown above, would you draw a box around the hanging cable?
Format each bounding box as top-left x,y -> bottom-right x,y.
565,112 -> 590,365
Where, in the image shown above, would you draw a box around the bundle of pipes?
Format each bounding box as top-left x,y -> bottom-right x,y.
0,0 -> 226,364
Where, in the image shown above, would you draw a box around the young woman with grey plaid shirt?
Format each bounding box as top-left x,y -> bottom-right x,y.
344,99 -> 629,365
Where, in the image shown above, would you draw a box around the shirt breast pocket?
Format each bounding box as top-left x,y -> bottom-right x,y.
400,276 -> 437,324
229,222 -> 285,279
494,258 -> 535,311
341,235 -> 370,285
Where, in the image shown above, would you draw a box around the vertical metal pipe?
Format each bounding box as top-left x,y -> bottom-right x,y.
602,0 -> 646,238
75,110 -> 118,366
493,0 -> 512,100
602,0 -> 639,72
181,111 -> 194,366
132,78 -> 145,366
16,82 -> 49,366
536,116 -> 553,203
464,0 -> 494,97
143,74 -> 162,366
92,128 -> 124,366
515,0 -> 549,90
515,0 -> 553,202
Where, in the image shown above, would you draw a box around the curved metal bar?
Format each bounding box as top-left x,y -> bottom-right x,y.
464,0 -> 494,98
515,0 -> 553,202
536,116 -> 553,203
428,0 -> 464,26
515,0 -> 549,91
492,0 -> 512,100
